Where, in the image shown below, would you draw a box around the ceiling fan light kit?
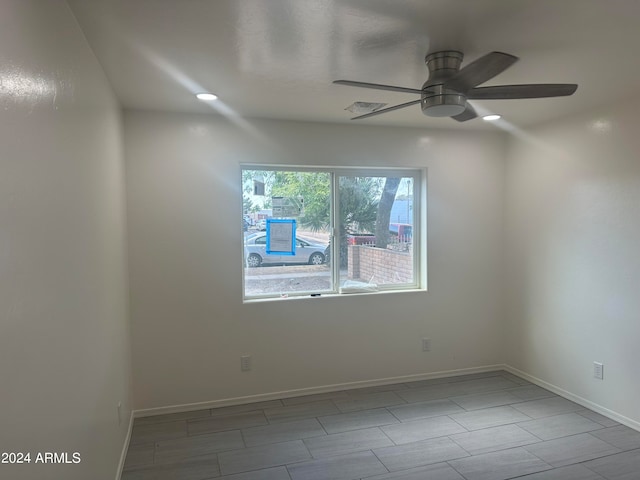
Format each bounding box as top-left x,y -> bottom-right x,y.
334,50 -> 578,122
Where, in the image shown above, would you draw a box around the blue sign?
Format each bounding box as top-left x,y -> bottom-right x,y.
266,219 -> 296,256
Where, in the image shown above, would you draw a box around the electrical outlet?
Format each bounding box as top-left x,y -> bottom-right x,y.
593,362 -> 604,380
117,401 -> 122,425
241,355 -> 252,372
422,338 -> 431,352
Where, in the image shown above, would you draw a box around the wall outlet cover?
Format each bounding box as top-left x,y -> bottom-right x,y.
241,355 -> 252,372
593,362 -> 604,380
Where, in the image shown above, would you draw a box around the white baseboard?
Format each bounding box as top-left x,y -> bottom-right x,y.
504,364 -> 640,432
133,364 -> 505,418
115,410 -> 134,480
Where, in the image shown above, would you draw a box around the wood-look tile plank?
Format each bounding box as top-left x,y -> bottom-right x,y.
287,450 -> 387,480
242,418 -> 326,447
523,433 -> 621,467
398,377 -> 519,404
589,425 -> 640,451
210,400 -> 284,417
345,382 -> 409,395
499,372 -> 532,385
576,410 -> 620,427
264,401 -> 340,424
517,412 -> 603,440
361,462 -> 465,480
281,391 -> 349,406
216,466 -> 291,480
188,411 -> 267,436
511,397 -> 584,419
449,424 -> 540,455
318,408 -> 398,434
373,436 -> 469,471
451,377 -> 522,395
404,371 -> 504,389
154,430 -> 244,463
583,448 -> 640,480
448,447 -> 551,480
121,454 -> 220,480
450,391 -> 523,411
513,464 -> 605,480
450,405 -> 532,431
123,443 -> 154,470
130,420 -> 187,445
217,440 -> 310,475
135,409 -> 210,426
333,391 -> 405,413
387,398 -> 464,422
381,415 -> 467,445
506,385 -> 556,401
303,427 -> 393,458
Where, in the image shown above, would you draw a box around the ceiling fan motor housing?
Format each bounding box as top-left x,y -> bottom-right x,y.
422,50 -> 466,117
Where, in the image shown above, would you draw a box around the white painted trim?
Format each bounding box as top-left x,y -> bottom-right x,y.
115,410 -> 134,480
504,364 -> 640,432
133,364 -> 504,418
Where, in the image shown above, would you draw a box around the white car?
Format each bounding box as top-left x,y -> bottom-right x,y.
244,233 -> 328,267
257,219 -> 267,231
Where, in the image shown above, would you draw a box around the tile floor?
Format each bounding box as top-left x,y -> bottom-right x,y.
121,370 -> 640,480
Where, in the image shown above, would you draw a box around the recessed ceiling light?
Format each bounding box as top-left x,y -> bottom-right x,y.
482,114 -> 501,121
196,93 -> 218,101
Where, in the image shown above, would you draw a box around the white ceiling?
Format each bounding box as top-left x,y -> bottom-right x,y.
68,0 -> 640,130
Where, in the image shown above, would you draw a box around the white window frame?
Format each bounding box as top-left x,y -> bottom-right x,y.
242,165 -> 426,301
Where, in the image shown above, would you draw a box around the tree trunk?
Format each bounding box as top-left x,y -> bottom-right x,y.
375,177 -> 401,248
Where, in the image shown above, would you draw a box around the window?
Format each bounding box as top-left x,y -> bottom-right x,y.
242,166 -> 424,300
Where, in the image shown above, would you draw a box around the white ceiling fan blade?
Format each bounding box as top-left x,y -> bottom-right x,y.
467,84 -> 578,99
351,99 -> 421,120
333,80 -> 422,95
445,52 -> 518,92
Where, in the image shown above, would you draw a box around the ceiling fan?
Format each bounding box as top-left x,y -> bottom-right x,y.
334,50 -> 578,122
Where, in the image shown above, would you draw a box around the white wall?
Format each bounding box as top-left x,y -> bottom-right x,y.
124,111 -> 506,410
0,2 -> 131,479
505,101 -> 640,426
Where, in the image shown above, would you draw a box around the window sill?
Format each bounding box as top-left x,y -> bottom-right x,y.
243,286 -> 426,304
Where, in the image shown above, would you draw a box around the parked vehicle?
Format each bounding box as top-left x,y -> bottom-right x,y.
257,219 -> 267,231
244,233 -> 328,267
389,223 -> 412,240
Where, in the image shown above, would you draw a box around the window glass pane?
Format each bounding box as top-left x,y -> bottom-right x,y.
242,169 -> 333,298
338,175 -> 415,289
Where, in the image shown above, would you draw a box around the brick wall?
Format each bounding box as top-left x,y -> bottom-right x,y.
348,244 -> 413,284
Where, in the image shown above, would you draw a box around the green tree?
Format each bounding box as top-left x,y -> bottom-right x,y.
243,195 -> 253,215
271,171 -> 331,231
339,176 -> 379,234
374,177 -> 401,248
337,176 -> 381,267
